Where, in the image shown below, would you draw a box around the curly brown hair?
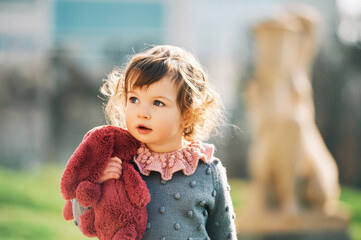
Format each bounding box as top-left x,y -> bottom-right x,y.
100,45 -> 225,141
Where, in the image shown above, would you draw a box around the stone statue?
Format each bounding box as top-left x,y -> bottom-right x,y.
238,6 -> 348,236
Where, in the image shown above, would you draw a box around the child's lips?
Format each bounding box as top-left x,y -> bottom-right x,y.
137,124 -> 152,134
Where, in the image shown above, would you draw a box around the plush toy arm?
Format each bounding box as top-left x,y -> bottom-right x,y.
112,224 -> 137,240
122,162 -> 151,208
63,200 -> 74,221
76,181 -> 102,208
79,208 -> 97,237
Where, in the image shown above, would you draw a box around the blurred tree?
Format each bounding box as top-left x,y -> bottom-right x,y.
313,37 -> 361,187
48,47 -> 105,163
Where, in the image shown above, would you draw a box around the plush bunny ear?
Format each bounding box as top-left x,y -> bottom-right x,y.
113,127 -> 141,162
60,125 -> 115,200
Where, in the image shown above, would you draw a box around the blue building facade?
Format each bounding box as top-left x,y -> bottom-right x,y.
54,1 -> 165,66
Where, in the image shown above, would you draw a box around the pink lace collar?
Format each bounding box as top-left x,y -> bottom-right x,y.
133,141 -> 214,180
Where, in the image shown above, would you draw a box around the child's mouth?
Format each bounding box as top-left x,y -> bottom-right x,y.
137,125 -> 152,134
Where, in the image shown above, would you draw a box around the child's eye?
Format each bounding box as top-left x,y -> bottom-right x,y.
154,100 -> 165,107
129,97 -> 139,103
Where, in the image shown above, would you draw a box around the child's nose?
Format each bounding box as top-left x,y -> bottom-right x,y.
137,106 -> 151,119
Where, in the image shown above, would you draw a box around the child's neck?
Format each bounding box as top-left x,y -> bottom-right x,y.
145,140 -> 186,153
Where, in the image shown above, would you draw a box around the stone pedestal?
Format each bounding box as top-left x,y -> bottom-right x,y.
238,229 -> 351,240
236,181 -> 350,240
237,210 -> 350,240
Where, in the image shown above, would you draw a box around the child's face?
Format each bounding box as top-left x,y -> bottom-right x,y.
125,76 -> 185,153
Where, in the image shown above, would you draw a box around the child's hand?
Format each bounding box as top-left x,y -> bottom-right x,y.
97,157 -> 122,183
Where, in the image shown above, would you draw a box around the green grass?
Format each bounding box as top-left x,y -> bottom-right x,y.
0,166 -> 360,240
339,186 -> 361,239
0,165 -> 88,240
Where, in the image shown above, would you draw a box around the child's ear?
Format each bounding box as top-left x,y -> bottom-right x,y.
181,109 -> 191,128
182,110 -> 194,137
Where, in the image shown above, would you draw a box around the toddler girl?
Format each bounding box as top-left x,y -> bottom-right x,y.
97,45 -> 236,239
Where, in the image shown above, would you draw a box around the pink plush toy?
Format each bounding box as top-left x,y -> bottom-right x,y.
60,125 -> 150,240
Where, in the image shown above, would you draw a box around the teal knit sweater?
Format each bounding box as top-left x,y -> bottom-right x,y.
137,158 -> 237,240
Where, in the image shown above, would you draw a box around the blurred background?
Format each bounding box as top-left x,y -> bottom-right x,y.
0,0 -> 360,239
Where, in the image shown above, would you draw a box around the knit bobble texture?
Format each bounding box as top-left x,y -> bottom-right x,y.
138,150 -> 237,239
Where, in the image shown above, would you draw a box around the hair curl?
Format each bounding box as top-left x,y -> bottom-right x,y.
100,45 -> 225,141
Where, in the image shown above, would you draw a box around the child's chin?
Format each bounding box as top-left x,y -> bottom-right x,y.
132,133 -> 149,143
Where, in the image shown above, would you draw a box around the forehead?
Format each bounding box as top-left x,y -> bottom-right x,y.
128,68 -> 179,89
129,76 -> 179,99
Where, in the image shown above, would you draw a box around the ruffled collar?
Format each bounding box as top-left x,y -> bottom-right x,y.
133,141 -> 214,180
